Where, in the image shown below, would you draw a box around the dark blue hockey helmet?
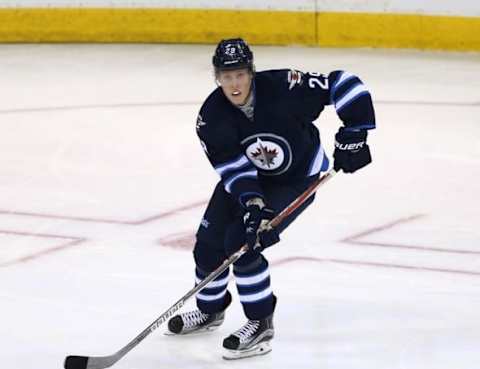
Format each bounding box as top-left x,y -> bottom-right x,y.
212,38 -> 254,72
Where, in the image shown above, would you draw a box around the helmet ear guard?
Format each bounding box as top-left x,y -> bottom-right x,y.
212,38 -> 255,74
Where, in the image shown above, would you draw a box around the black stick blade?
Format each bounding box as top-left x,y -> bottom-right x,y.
64,356 -> 89,369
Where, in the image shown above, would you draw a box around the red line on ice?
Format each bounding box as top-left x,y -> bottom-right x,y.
341,214 -> 480,255
270,256 -> 480,277
0,200 -> 206,225
0,229 -> 86,268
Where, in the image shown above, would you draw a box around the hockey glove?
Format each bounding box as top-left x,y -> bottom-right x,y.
333,128 -> 372,173
243,198 -> 280,252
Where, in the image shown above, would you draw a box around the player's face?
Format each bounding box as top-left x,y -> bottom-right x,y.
217,68 -> 253,106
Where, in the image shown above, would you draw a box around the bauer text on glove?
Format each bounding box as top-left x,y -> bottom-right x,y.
333,128 -> 372,173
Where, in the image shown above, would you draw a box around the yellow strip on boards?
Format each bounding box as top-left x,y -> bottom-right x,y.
317,12 -> 480,51
0,8 -> 479,51
0,8 -> 316,45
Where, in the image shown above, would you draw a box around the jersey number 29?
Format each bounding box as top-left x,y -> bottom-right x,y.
307,72 -> 329,90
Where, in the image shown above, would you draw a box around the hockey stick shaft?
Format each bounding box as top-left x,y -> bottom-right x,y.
269,169 -> 336,228
64,168 -> 336,369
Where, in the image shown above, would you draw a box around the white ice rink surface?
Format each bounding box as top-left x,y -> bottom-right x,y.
1,44 -> 479,369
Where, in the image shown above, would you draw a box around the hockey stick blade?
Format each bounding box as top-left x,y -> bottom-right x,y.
63,169 -> 336,369
64,354 -> 119,369
64,356 -> 88,369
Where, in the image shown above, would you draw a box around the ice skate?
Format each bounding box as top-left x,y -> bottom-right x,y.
222,314 -> 274,360
166,309 -> 225,335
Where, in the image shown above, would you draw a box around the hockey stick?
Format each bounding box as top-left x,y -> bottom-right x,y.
64,168 -> 337,369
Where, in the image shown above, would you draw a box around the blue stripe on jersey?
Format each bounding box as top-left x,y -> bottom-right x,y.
330,71 -> 356,103
214,154 -> 250,176
307,144 -> 329,176
344,124 -> 376,131
221,160 -> 255,181
213,153 -> 259,195
335,83 -> 369,112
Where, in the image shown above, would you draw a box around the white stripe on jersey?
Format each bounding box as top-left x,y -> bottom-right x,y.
224,170 -> 258,193
333,71 -> 354,92
215,155 -> 250,176
307,144 -> 326,176
335,84 -> 368,111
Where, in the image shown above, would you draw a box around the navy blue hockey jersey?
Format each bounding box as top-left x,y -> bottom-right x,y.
196,69 -> 375,206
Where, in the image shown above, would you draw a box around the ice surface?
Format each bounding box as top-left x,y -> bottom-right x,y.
1,44 -> 479,369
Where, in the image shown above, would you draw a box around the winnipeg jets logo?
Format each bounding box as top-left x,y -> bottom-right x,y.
243,135 -> 291,174
250,139 -> 278,168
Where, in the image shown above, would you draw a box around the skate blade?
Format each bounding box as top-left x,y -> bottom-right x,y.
222,341 -> 272,360
164,324 -> 222,336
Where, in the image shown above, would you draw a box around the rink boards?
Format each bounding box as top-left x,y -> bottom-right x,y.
0,1 -> 479,50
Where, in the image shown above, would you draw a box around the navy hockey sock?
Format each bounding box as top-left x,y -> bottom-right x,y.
195,267 -> 231,314
234,256 -> 275,320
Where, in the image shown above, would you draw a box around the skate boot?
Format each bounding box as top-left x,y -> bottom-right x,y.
167,309 -> 225,335
168,286 -> 231,335
222,314 -> 274,360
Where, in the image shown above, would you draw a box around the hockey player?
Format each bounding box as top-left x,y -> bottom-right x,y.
167,38 -> 375,359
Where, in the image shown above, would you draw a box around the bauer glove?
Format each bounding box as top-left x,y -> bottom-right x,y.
333,128 -> 372,173
243,198 -> 280,252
